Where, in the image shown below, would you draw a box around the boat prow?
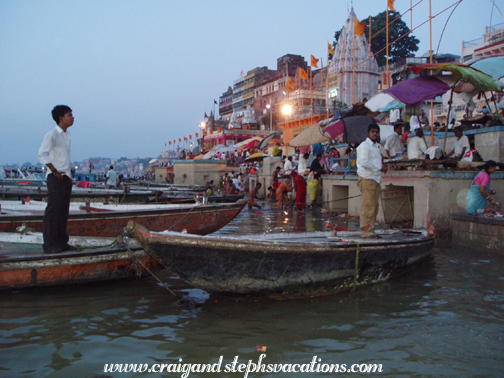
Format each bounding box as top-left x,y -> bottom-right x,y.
127,221 -> 435,300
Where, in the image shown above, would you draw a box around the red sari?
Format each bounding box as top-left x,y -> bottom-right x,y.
293,174 -> 307,210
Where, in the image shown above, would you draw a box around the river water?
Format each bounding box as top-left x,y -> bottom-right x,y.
1,205 -> 503,377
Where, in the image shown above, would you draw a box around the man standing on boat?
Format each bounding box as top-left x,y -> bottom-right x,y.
38,105 -> 76,253
356,124 -> 388,239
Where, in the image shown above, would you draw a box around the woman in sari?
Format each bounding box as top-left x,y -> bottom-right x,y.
291,171 -> 307,211
466,160 -> 497,213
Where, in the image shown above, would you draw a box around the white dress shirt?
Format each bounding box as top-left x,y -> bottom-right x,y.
357,138 -> 383,184
284,160 -> 293,175
407,137 -> 427,159
297,157 -> 309,174
384,132 -> 405,157
38,126 -> 72,177
453,135 -> 470,157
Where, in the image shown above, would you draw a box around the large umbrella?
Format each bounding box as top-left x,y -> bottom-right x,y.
149,158 -> 158,164
408,63 -> 503,149
210,144 -> 226,151
246,139 -> 260,149
470,57 -> 504,80
289,124 -> 331,147
258,132 -> 281,149
245,152 -> 268,162
323,116 -> 388,144
383,76 -> 451,106
407,63 -> 501,93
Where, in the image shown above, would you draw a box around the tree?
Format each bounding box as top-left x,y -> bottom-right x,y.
331,11 -> 419,67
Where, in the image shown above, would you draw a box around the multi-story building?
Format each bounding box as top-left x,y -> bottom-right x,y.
218,86 -> 233,122
232,75 -> 245,120
461,22 -> 504,63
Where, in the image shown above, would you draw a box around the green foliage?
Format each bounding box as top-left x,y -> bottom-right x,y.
332,11 -> 419,66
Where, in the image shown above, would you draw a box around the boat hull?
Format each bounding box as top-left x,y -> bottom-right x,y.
0,202 -> 245,237
128,222 -> 435,299
0,246 -> 160,290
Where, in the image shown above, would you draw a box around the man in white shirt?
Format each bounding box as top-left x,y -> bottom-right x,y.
297,153 -> 310,176
106,166 -> 118,189
407,129 -> 428,159
283,156 -> 294,175
38,105 -> 75,254
356,124 -> 388,239
446,126 -> 470,160
384,124 -> 405,159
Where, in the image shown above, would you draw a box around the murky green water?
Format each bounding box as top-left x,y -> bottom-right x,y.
0,205 -> 503,377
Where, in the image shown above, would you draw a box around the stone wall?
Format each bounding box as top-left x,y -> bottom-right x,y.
322,171 -> 504,232
452,214 -> 504,254
173,160 -> 228,186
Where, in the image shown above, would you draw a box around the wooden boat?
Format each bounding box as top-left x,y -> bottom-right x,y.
127,221 -> 435,299
0,185 -> 161,203
0,232 -> 161,290
0,201 -> 245,237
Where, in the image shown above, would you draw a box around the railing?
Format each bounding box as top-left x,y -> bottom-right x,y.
330,157 -> 357,173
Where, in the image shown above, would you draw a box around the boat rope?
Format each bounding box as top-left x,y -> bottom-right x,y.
166,206 -> 197,231
317,194 -> 362,205
124,240 -> 182,301
351,241 -> 360,292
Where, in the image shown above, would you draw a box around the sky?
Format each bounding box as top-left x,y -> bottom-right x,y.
1,0 -> 502,165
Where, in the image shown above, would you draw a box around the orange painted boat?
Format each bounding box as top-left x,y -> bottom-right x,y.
0,233 -> 161,290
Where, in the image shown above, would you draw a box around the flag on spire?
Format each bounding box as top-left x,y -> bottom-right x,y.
214,99 -> 217,104
189,135 -> 192,139
204,112 -> 208,118
354,18 -> 365,37
178,138 -> 181,143
169,141 -> 172,145
184,137 -> 187,141
195,132 -> 199,137
311,55 -> 319,68
388,0 -> 395,11
299,67 -> 308,80
328,43 -> 335,55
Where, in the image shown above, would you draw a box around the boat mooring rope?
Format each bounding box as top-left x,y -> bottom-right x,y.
166,206 -> 197,231
124,240 -> 182,301
351,241 -> 360,292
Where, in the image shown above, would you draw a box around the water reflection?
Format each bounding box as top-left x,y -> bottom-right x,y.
0,207 -> 503,377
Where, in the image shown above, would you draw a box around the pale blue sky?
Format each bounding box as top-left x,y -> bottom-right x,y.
1,0 -> 501,164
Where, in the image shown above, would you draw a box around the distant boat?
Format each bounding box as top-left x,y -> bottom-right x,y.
0,232 -> 161,290
127,221 -> 435,299
0,165 -> 46,186
0,201 -> 245,237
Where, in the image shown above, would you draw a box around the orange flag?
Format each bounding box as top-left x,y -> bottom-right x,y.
169,141 -> 171,145
195,132 -> 199,137
286,78 -> 295,92
209,129 -> 213,134
178,138 -> 181,143
189,135 -> 192,139
354,18 -> 365,37
311,55 -> 319,68
202,130 -> 207,136
184,137 -> 187,141
217,127 -> 222,133
328,43 -> 335,55
388,0 -> 395,11
299,67 -> 308,80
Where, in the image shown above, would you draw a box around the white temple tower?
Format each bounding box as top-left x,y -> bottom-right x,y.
329,8 -> 379,107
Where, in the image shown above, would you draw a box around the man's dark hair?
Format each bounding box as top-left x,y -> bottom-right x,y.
267,186 -> 272,190
276,166 -> 281,170
52,105 -> 72,124
416,129 -> 424,137
109,166 -> 114,170
454,126 -> 463,133
393,123 -> 402,131
303,153 -> 309,159
316,154 -> 322,158
367,123 -> 380,132
256,182 -> 262,187
288,156 -> 292,161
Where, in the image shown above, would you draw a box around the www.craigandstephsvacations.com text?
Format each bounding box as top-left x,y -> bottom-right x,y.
103,355 -> 383,377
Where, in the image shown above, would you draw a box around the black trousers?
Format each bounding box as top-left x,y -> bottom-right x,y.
43,174 -> 72,252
